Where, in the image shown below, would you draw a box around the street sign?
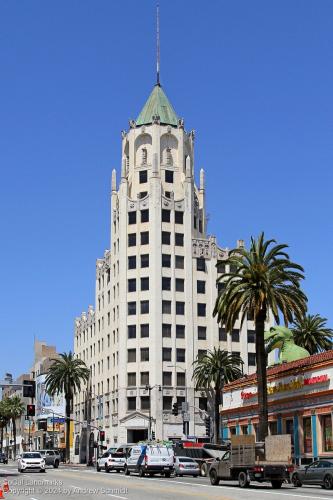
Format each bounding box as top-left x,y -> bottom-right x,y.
183,412 -> 190,422
181,402 -> 189,412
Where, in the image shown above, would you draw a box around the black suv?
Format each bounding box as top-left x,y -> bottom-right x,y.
0,453 -> 8,464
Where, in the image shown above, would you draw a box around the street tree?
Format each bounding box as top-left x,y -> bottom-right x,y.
292,314 -> 333,354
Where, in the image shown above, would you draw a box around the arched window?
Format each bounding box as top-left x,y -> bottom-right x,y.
166,147 -> 173,165
141,147 -> 147,165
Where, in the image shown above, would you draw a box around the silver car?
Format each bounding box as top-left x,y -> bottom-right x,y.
292,460 -> 333,490
174,456 -> 200,477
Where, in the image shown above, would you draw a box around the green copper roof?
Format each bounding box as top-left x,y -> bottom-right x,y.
136,85 -> 178,126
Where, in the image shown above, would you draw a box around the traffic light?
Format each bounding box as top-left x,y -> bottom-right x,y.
151,431 -> 155,440
23,380 -> 36,398
205,417 -> 211,437
172,402 -> 178,416
99,430 -> 105,441
27,404 -> 35,417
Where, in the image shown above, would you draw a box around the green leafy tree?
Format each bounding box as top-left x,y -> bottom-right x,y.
192,348 -> 243,444
291,314 -> 333,354
45,352 -> 90,462
213,232 -> 307,441
4,395 -> 25,457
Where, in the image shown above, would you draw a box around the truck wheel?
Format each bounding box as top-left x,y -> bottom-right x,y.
54,460 -> 59,468
209,469 -> 220,486
200,462 -> 208,477
164,471 -> 171,478
138,466 -> 145,477
323,474 -> 333,490
124,465 -> 130,476
238,471 -> 250,488
271,480 -> 283,489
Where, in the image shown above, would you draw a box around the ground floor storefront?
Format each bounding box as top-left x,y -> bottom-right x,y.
221,350 -> 333,464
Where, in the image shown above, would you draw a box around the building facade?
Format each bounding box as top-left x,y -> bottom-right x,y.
73,84 -> 258,451
221,350 -> 333,464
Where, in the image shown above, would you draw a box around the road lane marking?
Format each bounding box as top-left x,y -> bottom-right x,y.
107,495 -> 128,500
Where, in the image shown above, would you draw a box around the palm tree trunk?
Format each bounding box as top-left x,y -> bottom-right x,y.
214,387 -> 222,444
65,397 -> 71,463
12,418 -> 16,459
0,426 -> 3,454
255,307 -> 268,441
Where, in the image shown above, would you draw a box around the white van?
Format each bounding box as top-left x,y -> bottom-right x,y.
124,444 -> 174,477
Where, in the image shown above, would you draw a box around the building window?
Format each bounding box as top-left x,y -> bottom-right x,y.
163,372 -> 172,386
127,397 -> 136,411
140,300 -> 149,314
141,209 -> 149,223
176,301 -> 185,315
162,231 -> 171,245
248,353 -> 256,366
231,329 -> 240,342
247,330 -> 255,343
141,147 -> 147,165
139,170 -> 147,184
165,191 -> 171,198
128,233 -> 136,247
128,325 -> 136,339
162,300 -> 171,314
141,396 -> 150,410
303,417 -> 312,454
199,219 -> 203,233
127,373 -> 136,387
127,349 -> 136,363
177,372 -> 185,386
198,326 -> 207,340
175,278 -> 184,292
163,396 -> 172,411
197,349 -> 207,360
162,277 -> 171,290
140,372 -> 149,386
162,323 -> 172,338
217,262 -> 226,274
175,211 -> 183,224
176,348 -> 186,362
177,396 -> 185,409
194,216 -> 197,229
140,324 -> 149,338
128,211 -> 136,225
197,303 -> 206,317
321,414 -> 333,452
197,280 -> 206,294
247,310 -> 255,321
162,209 -> 171,222
141,277 -> 149,291
219,327 -> 227,341
162,254 -> 171,267
176,325 -> 185,339
197,258 -> 205,271
175,255 -> 184,269
140,348 -> 149,362
128,255 -> 136,269
175,233 -> 184,246
141,254 -> 149,268
165,170 -> 174,183
141,231 -> 149,245
162,348 -> 172,362
127,302 -> 136,315
128,278 -> 136,292
199,397 -> 207,411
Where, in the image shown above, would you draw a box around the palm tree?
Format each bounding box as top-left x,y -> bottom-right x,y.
291,314 -> 333,354
214,232 -> 307,441
45,352 -> 90,462
4,395 -> 25,458
192,348 -> 243,444
0,400 -> 9,455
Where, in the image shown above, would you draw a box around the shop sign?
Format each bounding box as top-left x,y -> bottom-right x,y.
241,374 -> 329,401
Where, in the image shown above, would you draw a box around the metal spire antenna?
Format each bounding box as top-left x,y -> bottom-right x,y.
156,4 -> 160,85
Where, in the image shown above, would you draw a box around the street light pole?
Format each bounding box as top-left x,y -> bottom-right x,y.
168,365 -> 188,436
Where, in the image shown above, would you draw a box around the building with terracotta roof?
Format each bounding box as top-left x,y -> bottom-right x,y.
221,350 -> 333,464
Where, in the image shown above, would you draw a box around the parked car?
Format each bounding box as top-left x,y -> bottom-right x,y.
38,450 -> 61,468
18,452 -> 45,473
124,444 -> 174,477
292,460 -> 333,490
0,453 -> 8,464
97,451 -> 125,472
174,456 -> 200,477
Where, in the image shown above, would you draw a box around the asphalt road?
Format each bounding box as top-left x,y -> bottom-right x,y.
0,463 -> 331,500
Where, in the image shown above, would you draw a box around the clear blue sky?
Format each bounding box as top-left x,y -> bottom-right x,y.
1,1 -> 332,378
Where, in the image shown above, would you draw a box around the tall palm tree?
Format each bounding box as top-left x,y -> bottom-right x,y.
292,314 -> 333,354
45,352 -> 90,462
214,232 -> 307,441
192,348 -> 243,444
4,395 -> 25,458
0,400 -> 9,455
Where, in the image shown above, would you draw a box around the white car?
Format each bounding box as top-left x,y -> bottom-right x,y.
124,444 -> 174,477
97,451 -> 125,472
18,452 -> 46,473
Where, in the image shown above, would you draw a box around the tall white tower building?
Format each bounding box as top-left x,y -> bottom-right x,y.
73,83 -> 257,454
